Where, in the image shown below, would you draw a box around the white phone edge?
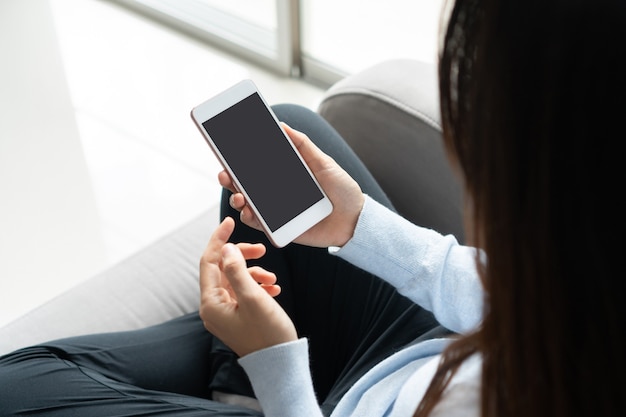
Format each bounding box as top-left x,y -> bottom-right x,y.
190,79 -> 333,247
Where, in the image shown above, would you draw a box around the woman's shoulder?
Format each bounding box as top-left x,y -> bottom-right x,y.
430,354 -> 482,417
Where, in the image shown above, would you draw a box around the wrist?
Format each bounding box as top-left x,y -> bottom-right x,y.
334,192 -> 365,247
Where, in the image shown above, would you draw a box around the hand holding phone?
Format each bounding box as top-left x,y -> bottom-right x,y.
220,121 -> 366,249
191,80 -> 333,247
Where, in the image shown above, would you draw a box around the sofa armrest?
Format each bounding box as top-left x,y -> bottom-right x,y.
318,59 -> 464,242
0,206 -> 218,356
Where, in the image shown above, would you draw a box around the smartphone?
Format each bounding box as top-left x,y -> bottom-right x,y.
191,79 -> 333,247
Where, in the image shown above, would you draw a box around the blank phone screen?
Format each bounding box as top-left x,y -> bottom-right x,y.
202,93 -> 324,232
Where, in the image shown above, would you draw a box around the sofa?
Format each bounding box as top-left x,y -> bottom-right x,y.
0,59 -> 464,356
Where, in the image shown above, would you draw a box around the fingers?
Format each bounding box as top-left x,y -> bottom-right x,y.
237,242 -> 266,260
249,266 -> 282,297
220,243 -> 265,299
220,244 -> 282,299
200,217 -> 266,276
219,170 -> 261,228
261,284 -> 282,298
199,218 -> 293,357
218,171 -> 246,212
199,218 -> 238,317
229,193 -> 246,211
218,170 -> 235,192
208,217 -> 235,258
239,206 -> 261,230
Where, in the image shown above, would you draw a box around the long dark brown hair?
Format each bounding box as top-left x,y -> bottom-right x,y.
415,0 -> 626,416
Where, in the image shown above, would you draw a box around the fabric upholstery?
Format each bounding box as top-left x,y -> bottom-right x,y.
0,205 -> 218,355
318,59 -> 464,242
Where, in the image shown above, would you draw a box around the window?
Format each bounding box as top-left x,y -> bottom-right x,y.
113,0 -> 446,86
300,0 -> 445,84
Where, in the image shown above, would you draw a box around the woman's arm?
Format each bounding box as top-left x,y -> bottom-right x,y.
220,125 -> 483,333
199,218 -> 324,416
238,339 -> 324,417
333,196 -> 484,334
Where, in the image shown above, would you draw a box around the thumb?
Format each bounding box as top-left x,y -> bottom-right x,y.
221,243 -> 262,299
281,123 -> 328,172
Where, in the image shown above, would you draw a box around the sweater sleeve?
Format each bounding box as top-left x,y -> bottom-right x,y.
331,195 -> 484,333
238,338 -> 323,417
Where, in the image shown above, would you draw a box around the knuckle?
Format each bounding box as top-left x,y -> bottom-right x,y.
199,254 -> 211,267
221,258 -> 240,275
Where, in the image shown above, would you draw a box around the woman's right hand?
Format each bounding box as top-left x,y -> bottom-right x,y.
218,123 -> 364,248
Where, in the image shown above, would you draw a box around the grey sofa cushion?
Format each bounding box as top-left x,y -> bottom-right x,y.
0,205 -> 218,356
318,59 -> 465,242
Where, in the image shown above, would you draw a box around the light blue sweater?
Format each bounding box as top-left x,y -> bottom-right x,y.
239,196 -> 484,417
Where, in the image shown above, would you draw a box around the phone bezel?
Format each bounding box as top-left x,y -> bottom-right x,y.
191,79 -> 332,247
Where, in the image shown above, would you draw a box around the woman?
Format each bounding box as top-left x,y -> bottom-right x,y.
427,0 -> 625,415
204,0 -> 626,416
1,0 -> 623,416
0,103 -> 479,416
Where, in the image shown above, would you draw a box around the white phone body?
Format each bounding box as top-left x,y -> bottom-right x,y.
191,79 -> 333,247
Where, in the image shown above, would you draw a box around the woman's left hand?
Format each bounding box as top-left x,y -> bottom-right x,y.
199,217 -> 298,357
